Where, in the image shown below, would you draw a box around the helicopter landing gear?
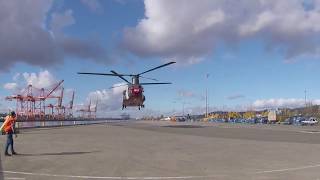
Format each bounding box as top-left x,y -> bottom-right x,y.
138,104 -> 144,110
122,105 -> 127,110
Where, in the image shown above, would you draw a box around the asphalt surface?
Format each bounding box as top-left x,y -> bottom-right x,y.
1,121 -> 320,180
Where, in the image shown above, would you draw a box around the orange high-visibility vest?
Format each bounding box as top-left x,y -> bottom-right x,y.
2,115 -> 16,133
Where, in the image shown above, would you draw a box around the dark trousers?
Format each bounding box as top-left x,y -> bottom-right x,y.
5,132 -> 15,154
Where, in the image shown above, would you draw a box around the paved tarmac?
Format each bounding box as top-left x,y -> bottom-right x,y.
1,121 -> 320,180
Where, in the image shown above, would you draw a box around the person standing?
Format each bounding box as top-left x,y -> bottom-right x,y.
0,111 -> 17,156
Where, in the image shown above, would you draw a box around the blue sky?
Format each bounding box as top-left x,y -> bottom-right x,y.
1,0 -> 320,117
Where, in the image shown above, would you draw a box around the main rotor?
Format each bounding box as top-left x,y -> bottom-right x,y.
78,61 -> 176,86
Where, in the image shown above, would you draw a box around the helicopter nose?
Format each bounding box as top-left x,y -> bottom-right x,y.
133,88 -> 140,93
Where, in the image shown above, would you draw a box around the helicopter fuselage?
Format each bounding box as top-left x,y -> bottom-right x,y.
122,84 -> 145,110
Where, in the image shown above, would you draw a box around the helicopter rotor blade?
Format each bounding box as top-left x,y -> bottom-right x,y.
77,72 -> 119,76
110,70 -> 131,84
138,61 -> 176,76
140,82 -> 172,85
109,84 -> 129,89
139,76 -> 158,81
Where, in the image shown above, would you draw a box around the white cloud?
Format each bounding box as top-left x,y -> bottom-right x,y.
3,70 -> 59,93
3,83 -> 18,90
0,0 -> 108,72
252,98 -> 320,110
194,9 -> 225,33
22,70 -> 57,89
122,0 -> 320,64
87,83 -> 128,111
182,98 -> 320,114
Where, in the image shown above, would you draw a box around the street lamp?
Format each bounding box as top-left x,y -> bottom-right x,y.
205,73 -> 210,118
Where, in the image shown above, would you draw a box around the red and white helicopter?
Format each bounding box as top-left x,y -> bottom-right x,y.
78,62 -> 176,110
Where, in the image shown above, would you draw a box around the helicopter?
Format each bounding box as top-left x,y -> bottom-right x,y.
78,61 -> 176,110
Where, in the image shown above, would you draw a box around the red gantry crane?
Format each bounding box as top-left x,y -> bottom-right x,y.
5,80 -> 75,120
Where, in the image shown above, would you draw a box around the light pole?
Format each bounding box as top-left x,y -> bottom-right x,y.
304,89 -> 307,108
206,87 -> 208,118
205,73 -> 210,118
182,102 -> 185,117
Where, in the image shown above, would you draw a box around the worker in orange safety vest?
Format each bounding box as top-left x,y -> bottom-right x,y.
0,111 -> 18,156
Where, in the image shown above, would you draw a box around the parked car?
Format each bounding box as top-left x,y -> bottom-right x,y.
280,118 -> 292,125
293,116 -> 305,125
301,117 -> 318,126
258,117 -> 268,124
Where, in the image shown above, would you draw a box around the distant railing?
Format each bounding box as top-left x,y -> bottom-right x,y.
0,117 -> 128,122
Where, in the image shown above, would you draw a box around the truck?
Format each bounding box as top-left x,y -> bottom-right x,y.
268,110 -> 277,124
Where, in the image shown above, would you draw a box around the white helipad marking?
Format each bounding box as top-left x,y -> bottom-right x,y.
5,178 -> 25,180
298,130 -> 320,134
3,171 -> 214,179
255,164 -> 320,174
5,163 -> 320,179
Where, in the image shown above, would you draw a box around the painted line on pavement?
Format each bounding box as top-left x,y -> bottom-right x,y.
255,164 -> 320,174
3,171 -> 215,179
